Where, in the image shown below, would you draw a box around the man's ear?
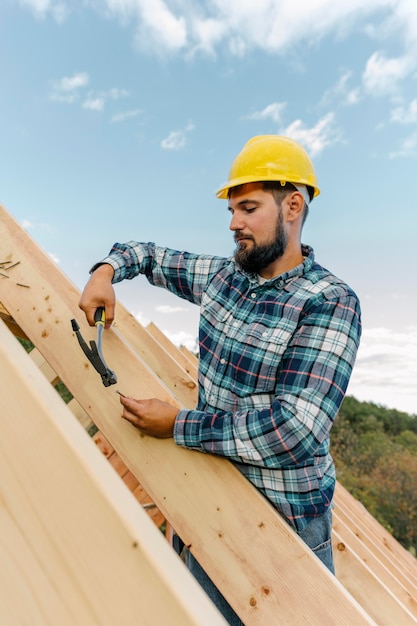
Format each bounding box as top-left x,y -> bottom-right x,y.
285,192 -> 305,222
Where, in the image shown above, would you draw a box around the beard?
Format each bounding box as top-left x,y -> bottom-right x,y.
234,212 -> 287,274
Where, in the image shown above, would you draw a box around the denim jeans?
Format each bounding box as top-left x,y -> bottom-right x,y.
186,509 -> 334,626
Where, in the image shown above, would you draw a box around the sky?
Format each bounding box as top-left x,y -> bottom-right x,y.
1,0 -> 417,416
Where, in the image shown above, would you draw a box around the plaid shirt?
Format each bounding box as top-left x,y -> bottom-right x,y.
103,242 -> 361,531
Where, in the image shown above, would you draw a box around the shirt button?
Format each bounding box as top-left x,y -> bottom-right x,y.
220,358 -> 226,365
251,293 -> 256,299
233,321 -> 238,327
262,332 -> 268,338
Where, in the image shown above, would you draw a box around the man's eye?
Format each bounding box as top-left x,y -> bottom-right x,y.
245,207 -> 256,213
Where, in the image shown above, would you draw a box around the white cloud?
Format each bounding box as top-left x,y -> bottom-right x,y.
164,329 -> 198,353
19,0 -> 68,22
348,326 -> 417,415
280,113 -> 342,157
362,51 -> 413,96
245,102 -> 286,124
106,88 -> 129,100
82,88 -> 129,111
161,122 -> 194,150
133,310 -> 151,327
50,75 -> 130,113
391,99 -> 417,124
21,219 -> 34,230
83,97 -> 105,111
389,131 -> 417,158
96,0 -> 417,65
111,109 -> 142,123
156,305 -> 188,314
48,252 -> 60,264
320,70 -> 361,108
49,72 -> 89,103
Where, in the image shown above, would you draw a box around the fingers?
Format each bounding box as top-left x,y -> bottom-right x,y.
78,264 -> 116,327
119,396 -> 146,429
117,396 -> 177,439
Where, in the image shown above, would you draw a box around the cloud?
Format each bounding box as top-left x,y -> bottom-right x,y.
21,219 -> 34,230
389,131 -> 417,158
134,310 -> 151,327
348,326 -> 417,415
164,329 -> 198,353
245,102 -> 286,124
362,51 -> 413,97
48,252 -> 60,264
49,72 -> 89,103
319,70 -> 361,108
50,75 -> 130,113
19,0 -> 68,22
111,109 -> 142,123
280,112 -> 342,157
82,87 -> 129,112
161,122 -> 194,150
156,305 -> 188,314
83,97 -> 105,111
391,99 -> 417,124
91,0 -> 417,67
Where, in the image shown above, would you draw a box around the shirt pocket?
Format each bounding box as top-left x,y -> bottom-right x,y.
227,323 -> 293,397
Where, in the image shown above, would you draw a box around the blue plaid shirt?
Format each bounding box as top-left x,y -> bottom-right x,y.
102,242 -> 361,531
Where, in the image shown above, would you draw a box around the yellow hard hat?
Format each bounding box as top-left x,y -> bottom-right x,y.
216,135 -> 320,199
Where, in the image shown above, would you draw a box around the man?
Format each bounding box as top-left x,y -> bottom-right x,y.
79,135 -> 361,624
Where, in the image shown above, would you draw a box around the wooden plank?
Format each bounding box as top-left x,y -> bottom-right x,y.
335,483 -> 417,582
0,203 -> 373,624
332,517 -> 417,621
334,494 -> 417,596
333,529 -> 417,624
180,344 -> 199,368
113,308 -> 198,407
0,300 -> 29,339
93,432 -> 166,529
30,347 -> 60,385
0,319 -> 226,626
146,321 -> 199,380
24,342 -> 165,527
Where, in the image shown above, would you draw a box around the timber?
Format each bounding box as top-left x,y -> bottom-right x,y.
2,202 -> 417,623
0,319 -> 225,626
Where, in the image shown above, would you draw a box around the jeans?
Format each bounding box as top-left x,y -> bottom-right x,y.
186,509 -> 334,626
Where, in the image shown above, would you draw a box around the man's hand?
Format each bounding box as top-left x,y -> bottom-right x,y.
79,264 -> 115,328
119,395 -> 178,438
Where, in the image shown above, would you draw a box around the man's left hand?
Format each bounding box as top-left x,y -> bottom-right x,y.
118,395 -> 178,438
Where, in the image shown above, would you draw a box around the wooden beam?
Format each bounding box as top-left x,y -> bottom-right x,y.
0,203 -> 372,624
146,321 -> 199,380
0,300 -> 29,340
0,319 -> 226,626
334,490 -> 417,595
335,483 -> 417,583
113,309 -> 198,407
332,519 -> 417,621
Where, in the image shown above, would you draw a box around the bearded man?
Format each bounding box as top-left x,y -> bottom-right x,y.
79,136 -> 362,625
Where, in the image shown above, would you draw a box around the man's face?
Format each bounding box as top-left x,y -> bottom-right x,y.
228,183 -> 287,274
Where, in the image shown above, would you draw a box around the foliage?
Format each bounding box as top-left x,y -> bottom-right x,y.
17,337 -> 34,352
332,396 -> 417,553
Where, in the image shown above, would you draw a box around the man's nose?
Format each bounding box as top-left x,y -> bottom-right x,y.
229,212 -> 245,231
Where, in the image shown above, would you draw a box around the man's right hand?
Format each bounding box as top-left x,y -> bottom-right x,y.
78,263 -> 116,328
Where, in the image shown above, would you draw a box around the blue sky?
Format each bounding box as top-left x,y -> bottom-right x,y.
1,0 -> 417,415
